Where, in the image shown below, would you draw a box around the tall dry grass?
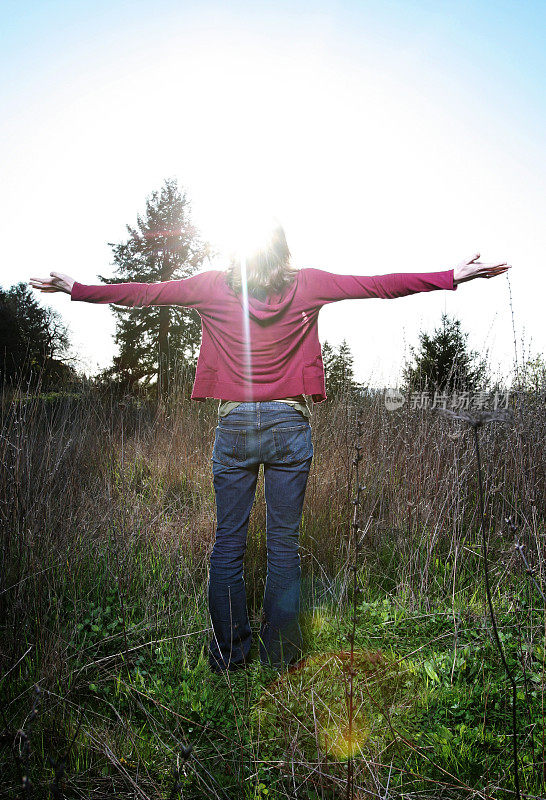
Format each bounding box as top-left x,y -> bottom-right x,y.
0,374 -> 544,798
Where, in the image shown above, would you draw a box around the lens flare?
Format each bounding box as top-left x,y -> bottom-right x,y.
251,648 -> 419,769
221,205 -> 280,401
239,253 -> 253,401
321,720 -> 370,760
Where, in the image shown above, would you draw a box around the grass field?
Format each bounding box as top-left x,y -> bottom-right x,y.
1,382 -> 544,799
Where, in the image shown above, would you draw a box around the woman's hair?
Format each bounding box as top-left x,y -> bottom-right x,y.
223,220 -> 299,297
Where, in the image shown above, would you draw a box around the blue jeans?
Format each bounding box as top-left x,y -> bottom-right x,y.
208,402 -> 313,672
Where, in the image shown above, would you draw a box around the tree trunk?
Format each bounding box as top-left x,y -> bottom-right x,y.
158,306 -> 170,401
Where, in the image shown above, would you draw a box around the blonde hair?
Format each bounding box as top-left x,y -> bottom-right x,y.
224,221 -> 299,296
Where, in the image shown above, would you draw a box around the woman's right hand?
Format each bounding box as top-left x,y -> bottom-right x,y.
29,272 -> 75,295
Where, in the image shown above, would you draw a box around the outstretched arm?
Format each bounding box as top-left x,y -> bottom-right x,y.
300,254 -> 510,307
29,271 -> 217,309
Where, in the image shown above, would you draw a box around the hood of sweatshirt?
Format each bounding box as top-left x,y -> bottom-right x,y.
238,275 -> 299,326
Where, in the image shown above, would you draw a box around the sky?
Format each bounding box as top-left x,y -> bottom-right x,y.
1,0 -> 545,389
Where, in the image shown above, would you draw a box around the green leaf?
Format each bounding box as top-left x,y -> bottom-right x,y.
424,660 -> 440,683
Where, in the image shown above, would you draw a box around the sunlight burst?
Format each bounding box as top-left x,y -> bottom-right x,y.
212,204 -> 281,264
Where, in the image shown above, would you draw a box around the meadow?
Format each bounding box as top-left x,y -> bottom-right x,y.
0,379 -> 544,799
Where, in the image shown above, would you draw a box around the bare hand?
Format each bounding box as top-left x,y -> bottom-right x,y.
29,272 -> 75,295
453,254 -> 511,286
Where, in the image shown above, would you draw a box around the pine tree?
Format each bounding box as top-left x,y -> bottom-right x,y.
322,338 -> 362,398
98,178 -> 212,398
0,282 -> 74,389
401,312 -> 488,395
517,353 -> 546,393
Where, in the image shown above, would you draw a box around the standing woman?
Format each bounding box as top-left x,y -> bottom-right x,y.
30,224 -> 510,673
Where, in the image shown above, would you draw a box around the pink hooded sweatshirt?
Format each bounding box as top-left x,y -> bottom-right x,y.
71,267 -> 458,403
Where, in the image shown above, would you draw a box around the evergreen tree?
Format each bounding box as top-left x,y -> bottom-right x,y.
516,353 -> 546,393
0,282 -> 74,389
401,312 -> 488,395
322,338 -> 362,398
98,178 -> 212,398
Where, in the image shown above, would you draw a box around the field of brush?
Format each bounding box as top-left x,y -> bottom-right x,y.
1,386 -> 545,800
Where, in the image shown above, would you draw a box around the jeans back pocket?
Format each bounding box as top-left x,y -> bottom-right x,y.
273,424 -> 313,464
213,426 -> 247,465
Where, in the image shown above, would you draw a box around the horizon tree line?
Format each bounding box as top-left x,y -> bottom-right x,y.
1,178 -> 541,399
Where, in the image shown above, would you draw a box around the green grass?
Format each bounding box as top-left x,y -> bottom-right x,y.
2,571 -> 544,800
1,387 -> 545,798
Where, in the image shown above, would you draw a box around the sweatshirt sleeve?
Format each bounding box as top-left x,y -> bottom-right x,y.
70,270 -> 218,309
300,267 -> 458,307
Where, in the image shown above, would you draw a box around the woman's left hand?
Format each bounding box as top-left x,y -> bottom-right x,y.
453,254 -> 511,285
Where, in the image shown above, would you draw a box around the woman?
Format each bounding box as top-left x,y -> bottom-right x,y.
30,225 -> 510,673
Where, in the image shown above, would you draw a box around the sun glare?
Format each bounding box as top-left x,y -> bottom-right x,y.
205,194 -> 281,400
208,203 -> 281,264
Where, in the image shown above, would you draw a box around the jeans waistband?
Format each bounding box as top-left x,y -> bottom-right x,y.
217,401 -> 311,424
221,402 -> 308,411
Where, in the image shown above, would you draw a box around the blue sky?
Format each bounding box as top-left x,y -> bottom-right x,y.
1,1 -> 545,387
